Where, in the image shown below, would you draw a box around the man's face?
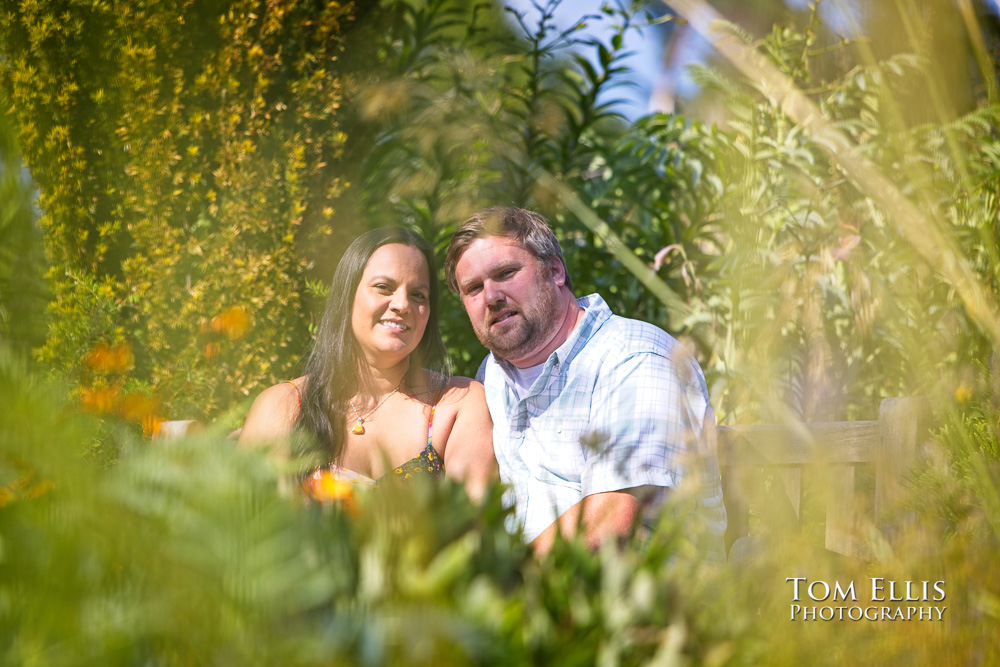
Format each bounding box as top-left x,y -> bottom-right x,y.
453,236 -> 563,366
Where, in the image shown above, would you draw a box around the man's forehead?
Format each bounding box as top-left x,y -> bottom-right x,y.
460,236 -> 531,266
456,237 -> 532,285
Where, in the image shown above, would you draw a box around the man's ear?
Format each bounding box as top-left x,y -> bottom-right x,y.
547,257 -> 566,287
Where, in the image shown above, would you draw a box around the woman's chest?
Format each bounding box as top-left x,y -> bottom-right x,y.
339,396 -> 449,477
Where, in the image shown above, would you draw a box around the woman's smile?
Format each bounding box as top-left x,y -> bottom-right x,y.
379,318 -> 411,332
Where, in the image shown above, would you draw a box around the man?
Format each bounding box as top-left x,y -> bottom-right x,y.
446,206 -> 726,557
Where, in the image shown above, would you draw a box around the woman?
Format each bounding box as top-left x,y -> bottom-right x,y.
239,227 -> 496,501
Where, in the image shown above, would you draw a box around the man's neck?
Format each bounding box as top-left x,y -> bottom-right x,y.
510,289 -> 583,369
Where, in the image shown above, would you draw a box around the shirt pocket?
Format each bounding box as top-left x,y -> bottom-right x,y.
523,417 -> 591,487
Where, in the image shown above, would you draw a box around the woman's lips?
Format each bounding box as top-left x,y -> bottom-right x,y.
379,319 -> 410,332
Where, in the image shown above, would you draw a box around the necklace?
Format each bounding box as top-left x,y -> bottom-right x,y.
349,380 -> 403,435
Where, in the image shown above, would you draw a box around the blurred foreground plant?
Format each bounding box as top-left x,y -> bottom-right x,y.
4,344 -> 1000,666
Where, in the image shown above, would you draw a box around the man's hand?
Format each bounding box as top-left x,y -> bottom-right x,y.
530,487 -> 652,557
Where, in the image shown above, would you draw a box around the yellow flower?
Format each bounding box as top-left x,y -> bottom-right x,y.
954,384 -> 973,403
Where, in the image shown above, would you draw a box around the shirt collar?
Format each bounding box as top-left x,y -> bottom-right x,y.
494,293 -> 611,380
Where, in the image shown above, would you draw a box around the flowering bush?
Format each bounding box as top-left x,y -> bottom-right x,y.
0,0 -> 355,423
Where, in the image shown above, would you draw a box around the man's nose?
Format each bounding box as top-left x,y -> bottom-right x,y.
483,280 -> 505,305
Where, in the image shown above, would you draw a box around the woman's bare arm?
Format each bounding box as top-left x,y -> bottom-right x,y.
441,378 -> 497,502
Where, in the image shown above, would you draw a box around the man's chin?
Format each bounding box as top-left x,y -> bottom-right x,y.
483,335 -> 533,361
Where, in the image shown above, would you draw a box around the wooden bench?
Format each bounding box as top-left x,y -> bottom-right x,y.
154,420 -> 241,441
160,398 -> 926,561
718,397 -> 929,559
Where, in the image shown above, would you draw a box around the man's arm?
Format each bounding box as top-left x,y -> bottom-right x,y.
530,487 -> 650,557
531,344 -> 712,557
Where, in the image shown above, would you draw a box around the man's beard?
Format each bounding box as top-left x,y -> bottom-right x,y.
476,283 -> 560,362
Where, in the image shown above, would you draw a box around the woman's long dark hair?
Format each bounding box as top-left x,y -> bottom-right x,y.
296,227 -> 449,465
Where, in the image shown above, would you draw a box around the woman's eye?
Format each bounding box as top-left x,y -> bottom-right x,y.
411,291 -> 428,301
375,283 -> 392,293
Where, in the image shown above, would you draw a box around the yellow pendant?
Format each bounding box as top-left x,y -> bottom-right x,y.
352,420 -> 365,435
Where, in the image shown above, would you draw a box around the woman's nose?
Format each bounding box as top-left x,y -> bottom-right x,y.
389,290 -> 410,312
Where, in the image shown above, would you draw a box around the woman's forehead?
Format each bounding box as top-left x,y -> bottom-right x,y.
363,243 -> 429,280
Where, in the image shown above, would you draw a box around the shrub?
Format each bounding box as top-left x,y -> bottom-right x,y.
0,90 -> 47,358
0,0 -> 356,427
2,344 -> 998,665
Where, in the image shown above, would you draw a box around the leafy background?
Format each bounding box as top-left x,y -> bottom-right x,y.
2,0 -> 1000,664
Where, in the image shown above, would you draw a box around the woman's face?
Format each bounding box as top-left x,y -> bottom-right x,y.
351,243 -> 432,370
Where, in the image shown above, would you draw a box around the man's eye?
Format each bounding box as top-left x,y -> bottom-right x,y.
463,284 -> 482,296
500,268 -> 516,279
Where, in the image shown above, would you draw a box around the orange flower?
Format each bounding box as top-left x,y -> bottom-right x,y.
120,392 -> 158,422
23,478 -> 54,500
203,341 -> 220,360
143,414 -> 166,438
305,471 -> 358,515
86,342 -> 134,373
0,456 -> 54,505
85,343 -> 111,370
210,306 -> 250,339
119,391 -> 166,437
80,386 -> 119,414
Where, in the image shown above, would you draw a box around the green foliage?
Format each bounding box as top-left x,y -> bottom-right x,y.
3,338 -> 999,665
0,90 -> 47,358
0,351 -> 724,665
0,0 -> 355,422
356,0 -> 1000,432
3,3 -> 1000,662
686,13 -> 1000,423
358,0 -> 723,377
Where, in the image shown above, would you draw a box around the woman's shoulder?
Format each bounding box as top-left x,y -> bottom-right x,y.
257,376 -> 305,403
409,370 -> 481,405
247,377 -> 306,422
435,374 -> 485,405
238,377 -> 306,451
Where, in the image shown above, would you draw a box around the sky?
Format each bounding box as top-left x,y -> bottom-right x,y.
502,0 -> 681,119
501,0 -> 1000,120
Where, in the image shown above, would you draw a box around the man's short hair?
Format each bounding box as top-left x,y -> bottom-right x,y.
445,206 -> 573,293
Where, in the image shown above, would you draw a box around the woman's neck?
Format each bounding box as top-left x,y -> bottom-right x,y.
360,356 -> 411,397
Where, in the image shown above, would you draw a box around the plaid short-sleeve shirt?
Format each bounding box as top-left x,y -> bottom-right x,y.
478,294 -> 726,553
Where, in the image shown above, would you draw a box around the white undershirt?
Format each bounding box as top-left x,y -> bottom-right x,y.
509,361 -> 546,400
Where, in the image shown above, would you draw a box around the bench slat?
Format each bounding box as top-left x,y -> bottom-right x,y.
825,465 -> 857,556
718,421 -> 880,466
